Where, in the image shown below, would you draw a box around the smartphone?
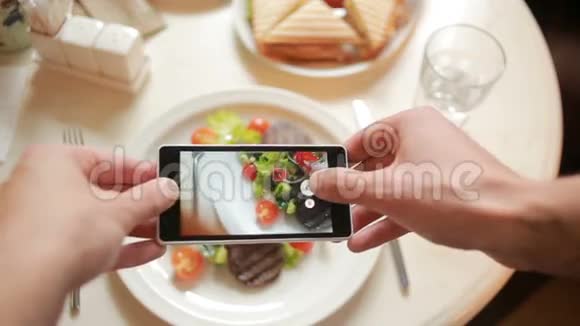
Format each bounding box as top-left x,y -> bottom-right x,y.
157,145 -> 352,244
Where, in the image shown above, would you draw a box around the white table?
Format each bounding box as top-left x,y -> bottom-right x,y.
0,0 -> 562,325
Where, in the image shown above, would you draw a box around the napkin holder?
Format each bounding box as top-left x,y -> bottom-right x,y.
25,4 -> 150,93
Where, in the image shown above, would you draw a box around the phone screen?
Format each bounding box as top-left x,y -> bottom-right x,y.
158,145 -> 351,243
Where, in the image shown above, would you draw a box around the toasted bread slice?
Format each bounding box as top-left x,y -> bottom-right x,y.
261,43 -> 355,62
264,0 -> 361,45
345,0 -> 399,58
252,0 -> 304,41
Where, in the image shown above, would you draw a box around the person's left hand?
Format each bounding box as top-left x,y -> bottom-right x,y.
0,145 -> 178,324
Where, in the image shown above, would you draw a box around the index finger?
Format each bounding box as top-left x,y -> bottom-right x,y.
347,117 -> 401,164
345,130 -> 371,163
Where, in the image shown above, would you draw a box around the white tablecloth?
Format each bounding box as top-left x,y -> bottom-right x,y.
0,0 -> 562,324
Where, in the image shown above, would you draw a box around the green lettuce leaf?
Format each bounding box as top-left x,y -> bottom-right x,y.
282,243 -> 303,268
231,124 -> 262,144
207,111 -> 243,134
206,111 -> 262,144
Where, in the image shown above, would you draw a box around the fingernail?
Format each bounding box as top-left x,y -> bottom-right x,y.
159,178 -> 179,200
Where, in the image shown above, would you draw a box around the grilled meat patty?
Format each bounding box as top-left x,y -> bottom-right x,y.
226,244 -> 285,287
263,121 -> 313,144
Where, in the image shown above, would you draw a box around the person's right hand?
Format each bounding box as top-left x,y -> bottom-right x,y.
310,107 -> 546,272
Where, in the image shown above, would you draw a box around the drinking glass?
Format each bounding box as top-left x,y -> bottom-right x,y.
416,24 -> 506,124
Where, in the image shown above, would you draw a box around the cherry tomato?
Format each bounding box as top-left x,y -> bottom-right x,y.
272,167 -> 287,182
248,118 -> 271,135
290,242 -> 315,254
243,164 -> 258,181
324,0 -> 344,8
171,247 -> 205,282
256,199 -> 279,226
191,127 -> 218,144
294,152 -> 319,172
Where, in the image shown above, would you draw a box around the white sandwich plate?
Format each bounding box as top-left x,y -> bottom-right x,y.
233,0 -> 424,78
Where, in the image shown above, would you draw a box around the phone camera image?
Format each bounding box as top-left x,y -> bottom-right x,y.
178,150 -> 333,237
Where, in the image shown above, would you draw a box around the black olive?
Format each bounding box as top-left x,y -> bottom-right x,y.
289,182 -> 301,198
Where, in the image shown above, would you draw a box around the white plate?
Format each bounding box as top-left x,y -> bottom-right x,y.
233,0 -> 424,78
119,87 -> 380,325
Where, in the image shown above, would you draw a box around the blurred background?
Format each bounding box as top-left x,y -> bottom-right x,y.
472,1 -> 580,325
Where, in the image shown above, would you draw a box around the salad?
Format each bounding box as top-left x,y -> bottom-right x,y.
190,111 -> 268,145
174,111 -> 316,288
171,242 -> 315,287
239,151 -> 327,228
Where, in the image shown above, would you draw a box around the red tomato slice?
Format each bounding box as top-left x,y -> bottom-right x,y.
171,247 -> 205,282
256,199 -> 279,226
248,118 -> 271,135
191,127 -> 218,144
272,168 -> 287,182
290,242 -> 315,254
294,152 -> 319,172
243,164 -> 258,181
324,0 -> 344,8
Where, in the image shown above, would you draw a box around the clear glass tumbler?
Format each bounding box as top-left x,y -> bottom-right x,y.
416,24 -> 506,124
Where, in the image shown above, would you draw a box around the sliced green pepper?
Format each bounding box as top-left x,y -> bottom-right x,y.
286,199 -> 297,215
253,180 -> 265,198
273,182 -> 292,200
282,243 -> 303,268
212,246 -> 228,265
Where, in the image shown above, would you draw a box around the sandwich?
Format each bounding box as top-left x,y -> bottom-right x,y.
345,0 -> 400,59
252,0 -> 304,42
259,0 -> 361,62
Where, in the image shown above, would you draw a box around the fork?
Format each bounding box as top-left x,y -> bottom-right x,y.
62,127 -> 84,313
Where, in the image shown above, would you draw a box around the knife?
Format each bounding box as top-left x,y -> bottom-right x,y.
351,99 -> 410,295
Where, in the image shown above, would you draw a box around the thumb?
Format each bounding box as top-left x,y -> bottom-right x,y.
113,177 -> 179,232
310,168 -> 386,212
